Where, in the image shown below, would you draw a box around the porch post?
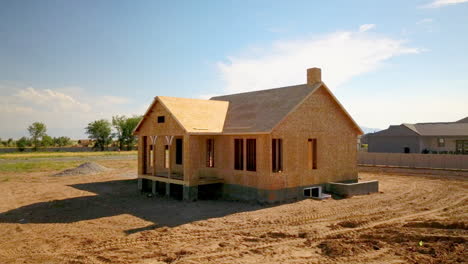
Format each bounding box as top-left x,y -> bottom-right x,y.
166,136 -> 174,179
151,136 -> 158,176
183,135 -> 190,184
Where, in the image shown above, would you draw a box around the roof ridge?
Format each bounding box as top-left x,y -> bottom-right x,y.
210,83 -> 310,99
158,95 -> 223,103
415,122 -> 457,125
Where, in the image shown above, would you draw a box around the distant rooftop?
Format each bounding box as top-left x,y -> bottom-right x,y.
401,116 -> 468,136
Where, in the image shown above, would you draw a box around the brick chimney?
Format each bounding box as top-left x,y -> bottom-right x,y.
307,68 -> 321,84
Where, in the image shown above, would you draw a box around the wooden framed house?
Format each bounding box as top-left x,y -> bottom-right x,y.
133,68 -> 363,202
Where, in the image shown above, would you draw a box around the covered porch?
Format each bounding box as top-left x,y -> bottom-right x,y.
137,134 -> 223,200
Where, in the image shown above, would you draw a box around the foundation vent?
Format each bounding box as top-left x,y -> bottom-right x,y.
303,186 -> 321,198
304,186 -> 331,200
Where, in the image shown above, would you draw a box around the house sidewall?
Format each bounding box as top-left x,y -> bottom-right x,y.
420,136 -> 468,153
368,136 -> 421,153
270,86 -> 359,194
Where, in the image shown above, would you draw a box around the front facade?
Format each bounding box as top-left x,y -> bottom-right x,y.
133,68 -> 363,202
368,118 -> 468,154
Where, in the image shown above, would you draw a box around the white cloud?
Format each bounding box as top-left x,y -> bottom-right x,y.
416,18 -> 434,24
217,25 -> 420,94
14,87 -> 92,112
0,87 -> 141,139
359,24 -> 376,32
422,0 -> 468,8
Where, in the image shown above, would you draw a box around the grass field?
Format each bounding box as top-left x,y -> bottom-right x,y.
0,161 -> 83,173
0,151 -> 137,160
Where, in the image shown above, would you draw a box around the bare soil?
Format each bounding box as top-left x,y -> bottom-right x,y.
0,160 -> 466,264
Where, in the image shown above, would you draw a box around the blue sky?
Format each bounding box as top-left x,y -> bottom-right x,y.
1,0 -> 467,138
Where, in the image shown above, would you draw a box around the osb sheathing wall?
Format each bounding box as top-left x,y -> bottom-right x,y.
188,135 -> 270,187
270,86 -> 359,190
136,100 -> 186,177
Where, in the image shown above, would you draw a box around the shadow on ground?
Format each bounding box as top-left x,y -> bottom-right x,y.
0,179 -> 264,231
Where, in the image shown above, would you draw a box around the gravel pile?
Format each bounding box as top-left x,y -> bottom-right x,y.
53,162 -> 111,176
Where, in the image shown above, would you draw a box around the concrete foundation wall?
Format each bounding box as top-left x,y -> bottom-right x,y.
222,182 -> 333,203
325,181 -> 378,197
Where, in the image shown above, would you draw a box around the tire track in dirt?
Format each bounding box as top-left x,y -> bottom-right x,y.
3,173 -> 465,264
83,176 -> 423,252
173,194 -> 467,263
76,176 -> 454,263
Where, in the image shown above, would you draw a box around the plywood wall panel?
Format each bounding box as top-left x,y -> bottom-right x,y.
271,86 -> 359,188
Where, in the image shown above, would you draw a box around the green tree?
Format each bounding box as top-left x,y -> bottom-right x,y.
28,122 -> 47,150
85,119 -> 112,151
16,137 -> 30,152
52,137 -> 59,147
112,115 -> 142,150
41,135 -> 54,147
7,138 -> 14,147
55,136 -> 71,147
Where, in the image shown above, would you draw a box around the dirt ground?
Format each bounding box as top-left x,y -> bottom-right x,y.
0,159 -> 466,264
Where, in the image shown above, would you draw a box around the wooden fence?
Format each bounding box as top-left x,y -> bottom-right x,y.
358,152 -> 468,170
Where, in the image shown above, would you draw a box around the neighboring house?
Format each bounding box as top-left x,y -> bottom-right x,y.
133,68 -> 363,202
367,117 -> 468,154
77,139 -> 93,147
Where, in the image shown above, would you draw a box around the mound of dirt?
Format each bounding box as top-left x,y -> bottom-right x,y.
53,162 -> 111,176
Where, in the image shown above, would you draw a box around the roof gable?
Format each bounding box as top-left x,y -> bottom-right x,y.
314,83 -> 363,134
158,96 -> 229,133
134,96 -> 229,134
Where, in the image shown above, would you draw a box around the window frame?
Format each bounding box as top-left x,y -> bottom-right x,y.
438,137 -> 445,147
246,138 -> 257,172
206,138 -> 215,168
272,138 -> 283,173
175,138 -> 183,165
308,138 -> 317,170
234,138 -> 244,170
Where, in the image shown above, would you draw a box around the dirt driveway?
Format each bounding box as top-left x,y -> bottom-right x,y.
0,161 -> 466,264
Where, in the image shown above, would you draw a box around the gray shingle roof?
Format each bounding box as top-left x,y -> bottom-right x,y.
210,83 -> 321,133
403,122 -> 468,136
